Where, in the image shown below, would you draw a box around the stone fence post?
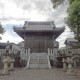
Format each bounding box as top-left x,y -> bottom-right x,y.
28,48 -> 30,55
48,48 -> 50,55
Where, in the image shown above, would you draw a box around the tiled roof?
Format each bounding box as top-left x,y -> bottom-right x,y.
13,21 -> 65,39
65,38 -> 78,43
23,21 -> 55,30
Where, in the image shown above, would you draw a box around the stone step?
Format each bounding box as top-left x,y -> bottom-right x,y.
39,58 -> 47,59
30,61 -> 38,64
38,65 -> 49,68
30,61 -> 47,64
30,57 -> 38,59
39,56 -> 47,57
38,64 -> 48,66
30,62 -> 38,64
30,55 -> 38,57
29,64 -> 48,68
39,62 -> 48,63
29,64 -> 38,68
30,59 -> 38,61
39,62 -> 48,64
39,59 -> 48,62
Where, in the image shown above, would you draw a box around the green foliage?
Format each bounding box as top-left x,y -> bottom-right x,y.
51,0 -> 78,8
66,0 -> 80,41
70,0 -> 75,3
51,0 -> 64,8
0,22 -> 5,34
0,22 -> 5,39
70,0 -> 80,4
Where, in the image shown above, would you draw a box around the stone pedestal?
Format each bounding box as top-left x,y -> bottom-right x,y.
2,56 -> 15,75
2,63 -> 10,75
67,57 -> 72,75
62,58 -> 67,71
67,57 -> 77,76
67,63 -> 72,74
2,57 -> 10,75
9,59 -> 15,71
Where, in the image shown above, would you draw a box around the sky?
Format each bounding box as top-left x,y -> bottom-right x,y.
0,0 -> 74,48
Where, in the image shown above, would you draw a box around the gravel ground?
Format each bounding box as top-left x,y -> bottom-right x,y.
0,68 -> 80,80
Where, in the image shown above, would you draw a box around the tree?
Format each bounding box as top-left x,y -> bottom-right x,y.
51,0 -> 76,8
51,0 -> 80,45
0,22 -> 5,34
0,22 -> 5,39
51,0 -> 64,8
66,1 -> 80,42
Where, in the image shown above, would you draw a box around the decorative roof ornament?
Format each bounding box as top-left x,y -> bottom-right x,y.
24,21 -> 28,25
23,21 -> 28,29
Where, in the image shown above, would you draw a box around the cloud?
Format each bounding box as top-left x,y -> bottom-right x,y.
0,0 -> 74,48
13,0 -> 52,12
0,32 -> 23,43
0,0 -> 53,22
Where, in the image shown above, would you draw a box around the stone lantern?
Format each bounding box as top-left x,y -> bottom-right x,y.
1,41 -> 15,75
62,49 -> 67,71
66,49 -> 77,76
2,56 -> 10,75
67,56 -> 73,75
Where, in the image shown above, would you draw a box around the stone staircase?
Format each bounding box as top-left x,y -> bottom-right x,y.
29,53 -> 39,68
26,53 -> 51,69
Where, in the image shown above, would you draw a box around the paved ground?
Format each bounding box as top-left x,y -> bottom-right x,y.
0,68 -> 80,80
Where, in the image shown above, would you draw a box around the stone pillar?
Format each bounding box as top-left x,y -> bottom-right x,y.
28,48 -> 30,55
48,48 -> 50,55
51,49 -> 52,55
26,49 -> 28,55
73,59 -> 77,68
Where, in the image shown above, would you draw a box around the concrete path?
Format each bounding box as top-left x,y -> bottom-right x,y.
0,68 -> 80,80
